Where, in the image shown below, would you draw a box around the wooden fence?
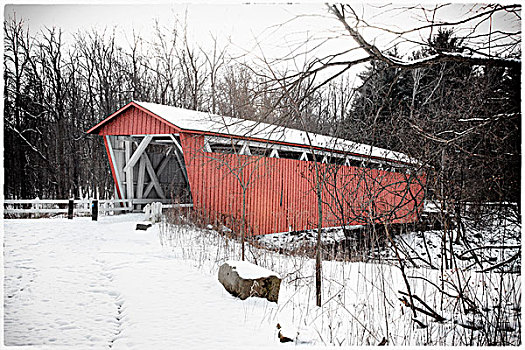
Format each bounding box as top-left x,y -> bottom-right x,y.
4,198 -> 192,218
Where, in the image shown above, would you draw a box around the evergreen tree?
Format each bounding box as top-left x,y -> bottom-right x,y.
348,29 -> 520,204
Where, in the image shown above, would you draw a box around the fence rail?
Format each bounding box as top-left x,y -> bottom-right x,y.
4,198 -> 193,218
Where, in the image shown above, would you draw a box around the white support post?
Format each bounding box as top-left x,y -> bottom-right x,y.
156,154 -> 173,180
142,154 -> 166,199
203,137 -> 212,152
300,151 -> 308,161
169,135 -> 184,154
173,151 -> 189,184
125,140 -> 134,201
123,135 -> 153,172
136,156 -> 146,199
105,135 -> 124,200
239,142 -> 251,155
169,134 -> 190,184
269,149 -> 279,158
114,137 -> 126,199
141,153 -> 171,199
142,180 -> 154,199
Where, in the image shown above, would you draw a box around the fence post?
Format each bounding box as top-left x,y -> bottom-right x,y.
91,199 -> 99,221
68,199 -> 74,220
103,201 -> 109,216
32,197 -> 41,218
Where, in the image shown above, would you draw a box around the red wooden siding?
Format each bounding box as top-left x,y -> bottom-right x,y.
97,106 -> 178,135
180,133 -> 426,236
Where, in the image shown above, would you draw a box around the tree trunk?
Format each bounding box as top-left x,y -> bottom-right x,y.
315,170 -> 323,307
241,188 -> 246,261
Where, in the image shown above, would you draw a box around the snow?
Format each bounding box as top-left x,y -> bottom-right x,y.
423,199 -> 442,213
4,215 -> 281,349
392,208 -> 521,271
386,51 -> 520,67
4,209 -> 520,347
225,260 -> 280,279
255,225 -> 363,252
136,220 -> 152,225
143,202 -> 162,223
134,101 -> 418,165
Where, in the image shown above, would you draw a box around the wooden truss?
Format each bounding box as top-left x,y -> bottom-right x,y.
104,134 -> 189,203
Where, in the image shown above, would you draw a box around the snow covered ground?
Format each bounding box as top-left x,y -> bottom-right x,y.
4,210 -> 521,347
4,215 -> 281,349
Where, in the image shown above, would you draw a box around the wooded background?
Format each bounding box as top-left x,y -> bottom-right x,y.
4,6 -> 520,210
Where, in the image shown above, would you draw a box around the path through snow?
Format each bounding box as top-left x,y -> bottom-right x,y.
4,215 -> 279,349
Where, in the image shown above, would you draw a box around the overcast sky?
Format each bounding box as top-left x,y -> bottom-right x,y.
4,3 -> 521,85
5,4 -> 336,59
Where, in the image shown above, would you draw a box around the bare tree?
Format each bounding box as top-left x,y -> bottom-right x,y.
4,16 -> 41,198
178,29 -> 208,110
201,35 -> 228,114
197,137 -> 272,261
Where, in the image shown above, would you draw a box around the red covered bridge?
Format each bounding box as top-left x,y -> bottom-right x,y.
87,101 -> 426,235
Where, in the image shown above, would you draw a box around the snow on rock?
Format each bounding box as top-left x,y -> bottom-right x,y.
218,261 -> 281,303
224,260 -> 280,280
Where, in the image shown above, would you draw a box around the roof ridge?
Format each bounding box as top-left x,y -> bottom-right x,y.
120,101 -> 419,165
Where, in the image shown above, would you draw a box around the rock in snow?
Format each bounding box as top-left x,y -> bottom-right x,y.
218,260 -> 281,303
136,221 -> 152,230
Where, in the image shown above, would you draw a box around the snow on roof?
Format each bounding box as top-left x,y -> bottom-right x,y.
135,101 -> 417,165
